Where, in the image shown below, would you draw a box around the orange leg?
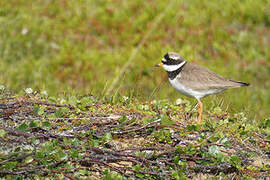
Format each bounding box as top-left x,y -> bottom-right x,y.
197,99 -> 203,124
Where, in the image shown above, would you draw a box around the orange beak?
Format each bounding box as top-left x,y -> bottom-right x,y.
155,63 -> 163,67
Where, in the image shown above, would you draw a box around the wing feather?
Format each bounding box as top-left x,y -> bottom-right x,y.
178,63 -> 242,91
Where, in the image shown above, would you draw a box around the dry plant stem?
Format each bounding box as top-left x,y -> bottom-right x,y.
105,0 -> 178,96
111,119 -> 161,134
192,163 -> 238,174
0,100 -> 74,110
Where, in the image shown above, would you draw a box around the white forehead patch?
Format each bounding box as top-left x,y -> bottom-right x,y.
162,61 -> 186,72
169,55 -> 180,60
162,58 -> 167,62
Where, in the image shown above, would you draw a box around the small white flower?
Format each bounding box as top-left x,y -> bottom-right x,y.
21,28 -> 28,35
0,85 -> 5,90
41,90 -> 48,96
142,105 -> 149,111
25,88 -> 33,94
50,42 -> 60,50
60,99 -> 66,104
122,96 -> 129,101
23,145 -> 34,151
176,98 -> 183,105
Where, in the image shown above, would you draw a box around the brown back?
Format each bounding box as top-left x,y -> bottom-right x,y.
178,63 -> 244,91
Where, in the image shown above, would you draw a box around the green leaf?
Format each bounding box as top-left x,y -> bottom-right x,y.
38,106 -> 45,116
55,108 -> 64,117
5,161 -> 17,170
71,138 -> 81,145
71,150 -> 79,158
48,96 -> 57,103
32,138 -> 40,145
265,119 -> 270,127
208,145 -> 221,156
262,119 -> 270,128
25,156 -> 34,163
36,151 -> 45,158
230,155 -> 241,167
43,141 -> 54,153
213,107 -> 222,113
119,115 -> 127,123
80,96 -> 93,106
133,165 -> 143,171
69,96 -> 77,106
16,123 -> 29,132
161,115 -> 174,126
173,156 -> 180,165
171,170 -> 187,180
56,151 -> 68,161
14,147 -> 21,152
29,120 -> 38,128
187,125 -> 201,132
208,132 -> 222,143
133,165 -> 144,178
0,129 -> 7,137
33,106 -> 39,114
141,117 -> 155,125
104,132 -> 112,141
42,121 -> 51,130
91,139 -> 100,147
220,137 -> 230,145
216,153 -> 225,163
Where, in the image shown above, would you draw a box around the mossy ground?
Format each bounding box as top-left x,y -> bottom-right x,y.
0,0 -> 269,121
0,89 -> 269,179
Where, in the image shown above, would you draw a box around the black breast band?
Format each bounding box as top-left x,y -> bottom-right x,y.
167,62 -> 187,80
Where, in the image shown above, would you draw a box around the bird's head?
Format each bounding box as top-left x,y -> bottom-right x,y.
155,52 -> 186,72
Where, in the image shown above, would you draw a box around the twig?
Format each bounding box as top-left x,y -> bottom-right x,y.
118,146 -> 169,152
111,119 -> 161,134
0,100 -> 74,110
80,159 -> 132,177
192,163 -> 238,174
0,126 -> 32,138
0,153 -> 34,165
0,170 -> 29,175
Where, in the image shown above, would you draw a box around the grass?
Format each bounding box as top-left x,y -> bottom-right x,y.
0,1 -> 269,121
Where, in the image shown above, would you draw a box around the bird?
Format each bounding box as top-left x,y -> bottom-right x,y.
155,52 -> 249,123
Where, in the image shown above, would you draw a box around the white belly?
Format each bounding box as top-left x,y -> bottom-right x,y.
169,78 -> 223,99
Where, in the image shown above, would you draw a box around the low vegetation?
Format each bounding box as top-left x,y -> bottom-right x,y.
0,88 -> 269,179
0,0 -> 269,120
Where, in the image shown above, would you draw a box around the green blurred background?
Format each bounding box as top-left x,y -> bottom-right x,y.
0,0 -> 269,121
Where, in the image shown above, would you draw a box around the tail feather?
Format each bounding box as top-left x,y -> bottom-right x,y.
239,82 -> 250,86
230,80 -> 250,87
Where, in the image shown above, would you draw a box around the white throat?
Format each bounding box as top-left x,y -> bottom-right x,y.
162,61 -> 186,72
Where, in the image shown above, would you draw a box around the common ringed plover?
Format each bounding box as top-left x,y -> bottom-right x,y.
156,52 -> 249,123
